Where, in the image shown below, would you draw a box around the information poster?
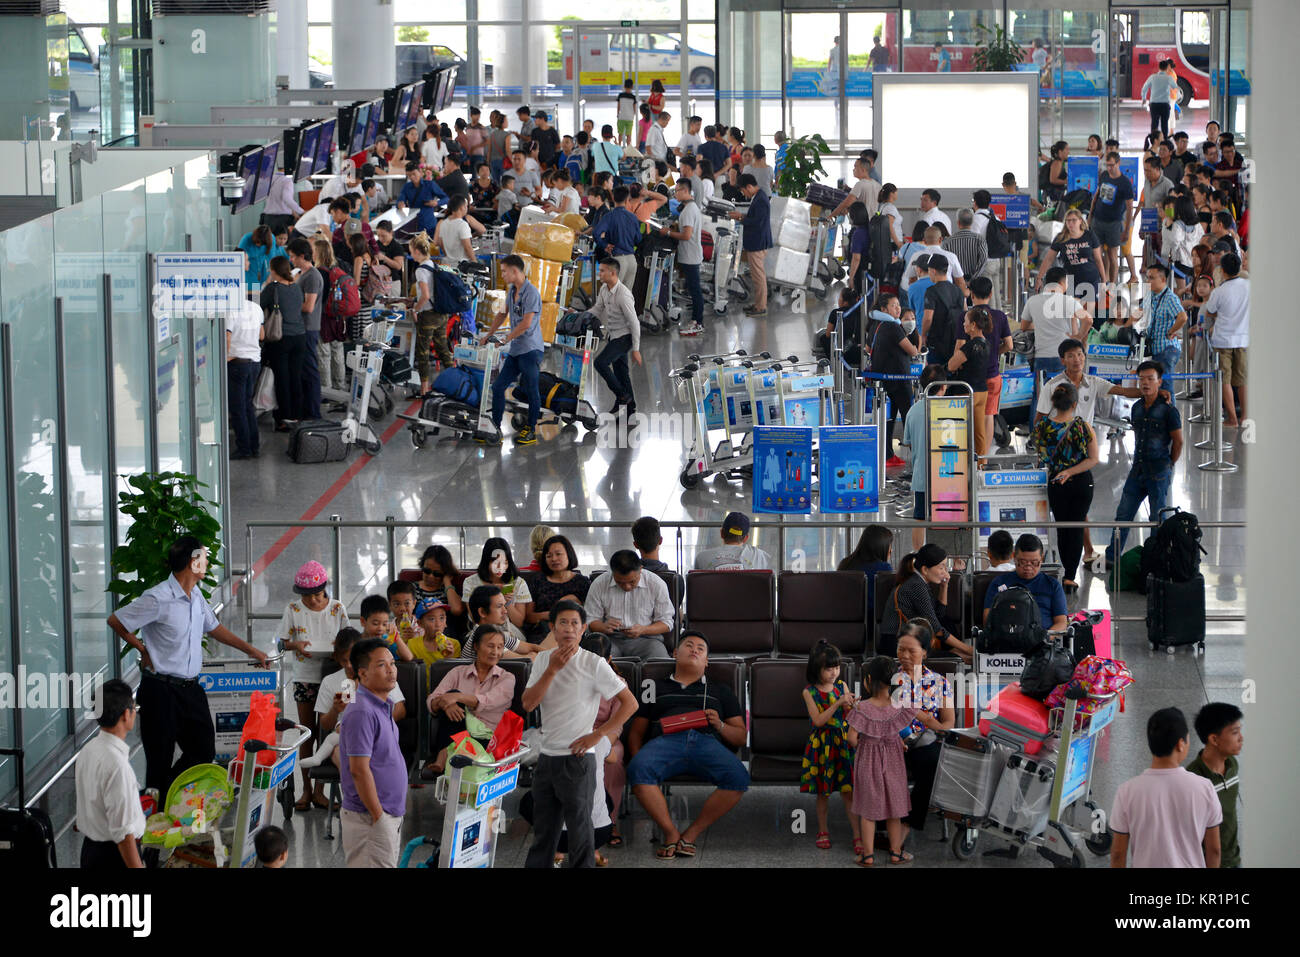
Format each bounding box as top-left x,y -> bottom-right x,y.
1140,207 -> 1160,235
999,365 -> 1034,412
976,469 -> 1050,546
988,192 -> 1031,230
1118,156 -> 1140,198
819,425 -> 878,513
753,426 -> 813,514
1066,155 -> 1099,194
927,396 -> 970,523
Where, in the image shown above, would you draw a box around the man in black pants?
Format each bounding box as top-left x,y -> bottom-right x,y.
521,601 -> 637,868
107,535 -> 268,794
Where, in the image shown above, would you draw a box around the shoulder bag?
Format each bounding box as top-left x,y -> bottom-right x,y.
263,283 -> 284,342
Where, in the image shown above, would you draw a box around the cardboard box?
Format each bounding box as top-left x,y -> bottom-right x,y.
540,301 -> 560,344
772,246 -> 811,285
514,222 -> 576,263
517,254 -> 564,302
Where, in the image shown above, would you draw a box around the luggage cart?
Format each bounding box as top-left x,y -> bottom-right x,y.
767,217 -> 836,303
507,325 -> 601,432
947,687 -> 1120,868
700,217 -> 747,315
426,744 -> 531,868
635,230 -> 680,334
398,338 -> 502,447
228,719 -> 313,868
569,235 -> 599,310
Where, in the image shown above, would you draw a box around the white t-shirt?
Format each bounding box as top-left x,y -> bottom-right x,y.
676,132 -> 702,156
227,296 -> 264,360
1205,277 -> 1249,349
645,125 -> 669,162
1110,767 -> 1222,868
971,208 -> 992,239
421,138 -> 449,170
552,186 -> 581,215
1022,288 -> 1084,358
693,543 -> 773,571
526,648 -> 624,757
438,216 -> 473,260
879,202 -> 902,240
848,178 -> 879,217
315,667 -> 405,721
1035,371 -> 1113,425
278,599 -> 350,684
919,206 -> 954,234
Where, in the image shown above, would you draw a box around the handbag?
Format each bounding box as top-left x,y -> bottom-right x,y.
252,366 -> 277,413
263,284 -> 284,342
660,675 -> 711,735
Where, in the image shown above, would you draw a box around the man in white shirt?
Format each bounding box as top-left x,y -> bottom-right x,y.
645,111 -> 671,164
1202,252 -> 1249,427
509,149 -> 540,201
832,154 -> 880,219
1037,337 -> 1150,427
693,511 -> 773,570
1021,265 -> 1092,403
675,115 -> 703,159
584,551 -> 675,659
226,295 -> 265,460
663,179 -> 705,335
900,226 -> 965,295
76,679 -> 146,868
918,188 -> 953,234
522,601 -> 637,869
318,161 -> 361,203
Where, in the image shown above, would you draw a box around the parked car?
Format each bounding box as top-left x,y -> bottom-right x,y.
396,44 -> 465,86
68,21 -> 100,112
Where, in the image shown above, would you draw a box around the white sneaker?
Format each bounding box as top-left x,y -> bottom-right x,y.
677,321 -> 704,337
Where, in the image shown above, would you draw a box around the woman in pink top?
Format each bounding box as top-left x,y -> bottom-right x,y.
423,625 -> 518,777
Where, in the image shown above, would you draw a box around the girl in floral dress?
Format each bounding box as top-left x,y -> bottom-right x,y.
800,641 -> 862,855
846,655 -> 918,866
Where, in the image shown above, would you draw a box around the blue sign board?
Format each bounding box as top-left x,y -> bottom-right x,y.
999,365 -> 1034,411
819,425 -> 878,513
1140,207 -> 1159,234
1118,156 -> 1140,199
197,670 -> 278,694
982,469 -> 1048,488
753,426 -> 813,514
989,193 -> 1030,230
785,70 -> 872,99
1066,155 -> 1099,194
475,765 -> 519,807
268,749 -> 298,790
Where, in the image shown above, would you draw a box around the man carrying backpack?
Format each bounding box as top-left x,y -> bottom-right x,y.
982,533 -> 1068,635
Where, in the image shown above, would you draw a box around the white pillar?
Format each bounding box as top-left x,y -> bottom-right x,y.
481,1 -> 546,101
331,0 -> 395,90
1242,0 -> 1300,868
275,0 -> 309,90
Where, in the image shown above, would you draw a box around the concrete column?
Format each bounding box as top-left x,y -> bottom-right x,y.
331,0 -> 394,91
275,0 -> 309,90
1242,0 -> 1299,868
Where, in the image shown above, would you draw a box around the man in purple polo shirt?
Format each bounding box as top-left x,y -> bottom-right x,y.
339,638 -> 407,867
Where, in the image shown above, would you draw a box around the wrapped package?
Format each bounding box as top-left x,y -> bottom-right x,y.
513,221 -> 577,263
557,212 -> 589,234
517,254 -> 564,302
930,730 -> 1008,820
771,246 -> 810,285
540,301 -> 560,343
986,752 -> 1055,838
777,217 -> 813,252
781,197 -> 812,225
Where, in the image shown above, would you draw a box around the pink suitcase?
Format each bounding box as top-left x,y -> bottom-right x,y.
978,682 -> 1052,755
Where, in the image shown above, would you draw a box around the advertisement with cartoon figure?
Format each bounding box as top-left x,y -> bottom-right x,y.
753,426 -> 813,514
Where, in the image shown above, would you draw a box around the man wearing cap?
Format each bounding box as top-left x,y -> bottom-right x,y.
693,512 -> 773,571
107,535 -> 269,794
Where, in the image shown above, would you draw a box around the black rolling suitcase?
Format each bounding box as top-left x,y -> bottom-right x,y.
287,419 -> 349,463
1146,573 -> 1206,653
0,748 -> 57,867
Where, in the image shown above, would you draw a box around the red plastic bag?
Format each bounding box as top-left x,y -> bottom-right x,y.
487,710 -> 524,761
235,691 -> 280,780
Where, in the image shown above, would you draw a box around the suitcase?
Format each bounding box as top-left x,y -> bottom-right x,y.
986,752 -> 1055,839
978,682 -> 1052,755
1070,609 -> 1112,659
930,730 -> 1007,821
805,182 -> 850,210
1146,574 -> 1206,651
287,419 -> 349,463
0,748 -> 57,868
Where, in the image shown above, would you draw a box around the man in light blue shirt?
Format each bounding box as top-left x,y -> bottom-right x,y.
107,535 -> 268,792
1141,59 -> 1177,139
482,253 -> 545,446
592,125 -> 623,179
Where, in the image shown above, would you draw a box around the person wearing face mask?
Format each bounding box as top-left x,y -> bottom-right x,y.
867,292 -> 920,465
107,535 -> 269,794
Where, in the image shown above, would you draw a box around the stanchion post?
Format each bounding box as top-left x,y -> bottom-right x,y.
1198,366 -> 1239,472
875,379 -> 887,499
331,514 -> 342,602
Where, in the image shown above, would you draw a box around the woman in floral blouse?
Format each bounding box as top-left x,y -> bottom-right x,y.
893,621 -> 956,839
1030,380 -> 1100,593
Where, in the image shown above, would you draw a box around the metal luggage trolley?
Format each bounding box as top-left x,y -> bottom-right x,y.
638,224 -> 680,334
398,337 -> 502,447
569,234 -> 599,310
405,744 -> 532,868
767,217 -> 836,304
506,324 -> 601,433
949,686 -> 1120,868
700,201 -> 748,315
228,718 -> 313,868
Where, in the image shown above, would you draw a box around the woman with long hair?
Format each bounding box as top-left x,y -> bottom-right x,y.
1162,192 -> 1203,293
259,255 -> 308,431
1030,381 -> 1099,592
877,182 -> 904,247
838,524 -> 894,622
408,230 -> 454,391
461,537 -> 534,632
311,238 -> 347,392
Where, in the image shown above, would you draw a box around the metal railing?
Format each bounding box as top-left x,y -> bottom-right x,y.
241,516 -> 1246,641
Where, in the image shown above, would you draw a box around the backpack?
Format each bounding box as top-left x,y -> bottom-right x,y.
982,210 -> 1012,259
1019,637 -> 1075,700
325,265 -> 361,334
979,586 -> 1047,655
430,365 -> 483,407
1141,506 -> 1205,583
361,262 -> 391,305
537,370 -> 579,414
1037,160 -> 1053,194
431,267 -> 475,315
868,212 -> 893,280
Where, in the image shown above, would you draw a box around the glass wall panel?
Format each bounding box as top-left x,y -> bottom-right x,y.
0,304 -> 13,796
901,5 -> 1000,74
845,10 -> 899,147
1226,6 -> 1249,138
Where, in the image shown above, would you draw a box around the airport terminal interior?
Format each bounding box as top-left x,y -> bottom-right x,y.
0,0 -> 1292,881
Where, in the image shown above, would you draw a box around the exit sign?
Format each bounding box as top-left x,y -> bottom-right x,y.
621,19 -> 639,27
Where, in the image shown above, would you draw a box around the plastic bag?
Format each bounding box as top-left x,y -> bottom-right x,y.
252,366 -> 276,413
488,710 -> 524,761
447,731 -> 494,785
235,691 -> 279,780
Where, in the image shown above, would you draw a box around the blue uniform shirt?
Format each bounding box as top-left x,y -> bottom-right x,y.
592,206 -> 641,257
984,571 -> 1068,631
741,189 -> 772,251
506,280 -> 545,356
113,575 -> 220,680
398,178 -> 448,233
1130,394 -> 1181,477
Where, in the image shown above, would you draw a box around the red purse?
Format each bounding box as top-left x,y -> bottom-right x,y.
661,710 -> 709,734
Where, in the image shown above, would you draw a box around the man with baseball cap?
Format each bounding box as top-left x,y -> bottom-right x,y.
693,512 -> 773,571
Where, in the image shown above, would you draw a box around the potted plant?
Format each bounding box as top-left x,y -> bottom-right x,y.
775,133 -> 831,200
107,473 -> 223,654
970,23 -> 1026,73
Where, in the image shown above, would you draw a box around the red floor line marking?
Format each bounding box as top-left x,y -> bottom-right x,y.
232,399 -> 422,597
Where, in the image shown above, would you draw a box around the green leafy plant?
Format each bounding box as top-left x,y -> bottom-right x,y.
107,472 -> 223,629
397,25 -> 430,43
775,133 -> 831,200
970,24 -> 1026,73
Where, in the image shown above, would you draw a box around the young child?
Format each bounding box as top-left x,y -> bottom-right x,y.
305,627 -> 408,771
496,173 -> 519,237
637,103 -> 652,153
387,579 -> 424,648
406,598 -> 461,679
800,640 -> 861,855
277,561 -> 349,810
1188,702 -> 1243,868
254,825 -> 289,868
359,594 -> 413,661
845,655 -> 917,866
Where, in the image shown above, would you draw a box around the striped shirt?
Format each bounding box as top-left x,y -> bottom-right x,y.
942,230 -> 989,281
1143,286 -> 1185,347
584,570 -> 674,630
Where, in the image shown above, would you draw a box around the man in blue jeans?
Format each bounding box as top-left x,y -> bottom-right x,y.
481,254 -> 543,446
1137,262 -> 1187,385
1106,360 -> 1184,563
627,632 -> 748,858
662,179 -> 705,336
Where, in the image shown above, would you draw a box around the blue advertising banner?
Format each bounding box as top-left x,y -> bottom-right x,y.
989,193 -> 1031,230
819,425 -> 878,513
753,427 -> 813,514
999,365 -> 1034,411
1118,156 -> 1140,198
785,70 -> 872,99
1140,207 -> 1160,234
1066,155 -> 1099,194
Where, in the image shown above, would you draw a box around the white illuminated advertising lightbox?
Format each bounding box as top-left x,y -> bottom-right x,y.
872,72 -> 1039,206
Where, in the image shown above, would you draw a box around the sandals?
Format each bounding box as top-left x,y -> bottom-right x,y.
853,839 -> 865,857
675,839 -> 698,857
607,830 -> 624,848
311,796 -> 330,811
854,852 -> 875,867
815,831 -> 832,850
293,797 -> 313,812
889,850 -> 914,865
655,842 -> 678,860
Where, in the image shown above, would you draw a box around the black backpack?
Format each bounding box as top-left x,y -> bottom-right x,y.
1038,161 -> 1053,193
538,370 -> 579,414
1141,506 -> 1206,583
979,586 -> 1047,655
868,212 -> 893,280
1019,637 -> 1075,700
983,210 -> 1012,259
